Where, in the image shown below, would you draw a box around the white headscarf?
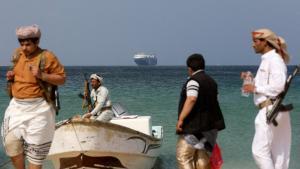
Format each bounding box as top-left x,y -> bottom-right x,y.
90,73 -> 104,83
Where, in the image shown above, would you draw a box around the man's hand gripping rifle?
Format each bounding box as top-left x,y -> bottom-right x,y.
78,73 -> 94,112
266,65 -> 300,126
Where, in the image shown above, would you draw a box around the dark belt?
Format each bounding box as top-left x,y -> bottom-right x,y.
101,106 -> 112,111
258,99 -> 274,109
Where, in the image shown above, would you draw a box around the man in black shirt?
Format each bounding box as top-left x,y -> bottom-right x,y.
176,53 -> 225,169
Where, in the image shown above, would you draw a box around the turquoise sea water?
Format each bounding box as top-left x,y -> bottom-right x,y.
0,66 -> 299,169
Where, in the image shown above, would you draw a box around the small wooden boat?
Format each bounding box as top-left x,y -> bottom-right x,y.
47,105 -> 163,169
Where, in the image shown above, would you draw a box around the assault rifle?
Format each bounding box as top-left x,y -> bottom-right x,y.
38,80 -> 60,115
266,65 -> 300,126
78,73 -> 94,112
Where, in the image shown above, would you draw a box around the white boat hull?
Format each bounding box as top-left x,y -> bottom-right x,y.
48,119 -> 162,169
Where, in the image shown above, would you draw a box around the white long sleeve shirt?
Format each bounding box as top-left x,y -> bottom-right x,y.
90,86 -> 111,115
254,50 -> 287,106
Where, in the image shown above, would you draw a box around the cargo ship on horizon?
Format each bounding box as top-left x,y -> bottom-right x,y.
133,53 -> 157,66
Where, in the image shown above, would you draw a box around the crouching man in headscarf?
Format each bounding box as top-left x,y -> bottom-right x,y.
82,73 -> 114,122
1,24 -> 66,169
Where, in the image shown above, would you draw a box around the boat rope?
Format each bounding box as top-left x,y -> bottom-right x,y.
0,159 -> 11,168
71,122 -> 84,152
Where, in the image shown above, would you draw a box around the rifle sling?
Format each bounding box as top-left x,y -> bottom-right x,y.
37,52 -> 60,114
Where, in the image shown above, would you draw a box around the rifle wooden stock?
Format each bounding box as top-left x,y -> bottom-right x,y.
37,79 -> 60,115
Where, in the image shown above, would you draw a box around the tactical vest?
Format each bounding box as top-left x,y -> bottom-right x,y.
178,71 -> 225,134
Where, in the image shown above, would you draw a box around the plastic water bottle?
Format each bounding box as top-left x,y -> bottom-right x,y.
241,71 -> 253,97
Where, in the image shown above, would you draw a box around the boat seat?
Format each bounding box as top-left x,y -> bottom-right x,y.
112,103 -> 129,117
111,116 -> 152,135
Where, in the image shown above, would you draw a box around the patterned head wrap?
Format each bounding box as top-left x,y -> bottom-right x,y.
252,28 -> 289,63
90,73 -> 104,83
16,24 -> 41,39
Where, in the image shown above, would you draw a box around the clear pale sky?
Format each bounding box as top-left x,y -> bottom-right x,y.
0,0 -> 299,66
